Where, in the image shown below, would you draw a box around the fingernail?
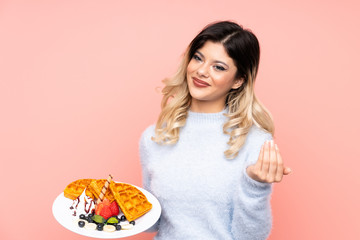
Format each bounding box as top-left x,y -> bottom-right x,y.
275,144 -> 279,150
270,140 -> 274,147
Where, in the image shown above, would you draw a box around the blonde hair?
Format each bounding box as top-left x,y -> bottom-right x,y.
152,50 -> 191,145
152,21 -> 274,159
223,68 -> 274,158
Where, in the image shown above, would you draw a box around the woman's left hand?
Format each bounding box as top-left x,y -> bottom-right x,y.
246,140 -> 291,183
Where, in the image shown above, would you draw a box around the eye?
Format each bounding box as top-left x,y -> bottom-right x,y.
214,65 -> 226,71
193,54 -> 202,62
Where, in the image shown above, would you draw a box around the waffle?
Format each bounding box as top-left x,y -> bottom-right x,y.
63,178 -> 153,221
85,179 -> 115,202
64,179 -> 93,200
109,181 -> 152,222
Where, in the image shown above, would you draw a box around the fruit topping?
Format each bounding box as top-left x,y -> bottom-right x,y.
95,198 -> 110,215
78,220 -> 85,228
103,225 -> 116,232
129,221 -> 135,225
95,203 -> 103,216
110,201 -> 120,216
115,224 -> 122,231
86,216 -> 94,223
84,223 -> 97,230
91,215 -> 106,224
121,224 -> 134,230
97,223 -> 104,231
120,215 -> 126,222
107,217 -> 119,225
79,214 -> 86,220
99,206 -> 112,220
95,198 -> 114,220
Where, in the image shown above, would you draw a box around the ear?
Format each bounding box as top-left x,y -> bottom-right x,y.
231,78 -> 244,90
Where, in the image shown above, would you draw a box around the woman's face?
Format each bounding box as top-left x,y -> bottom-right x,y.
186,41 -> 243,113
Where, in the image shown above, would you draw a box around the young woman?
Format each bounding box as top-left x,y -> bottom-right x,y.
140,21 -> 291,240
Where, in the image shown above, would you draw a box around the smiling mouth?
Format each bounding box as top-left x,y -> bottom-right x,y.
192,77 -> 210,87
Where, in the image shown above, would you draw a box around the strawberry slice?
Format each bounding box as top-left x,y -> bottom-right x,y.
102,198 -> 111,206
100,205 -> 113,219
95,198 -> 110,216
110,201 -> 119,216
95,202 -> 104,216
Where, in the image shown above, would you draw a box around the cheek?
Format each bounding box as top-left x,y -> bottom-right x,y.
212,75 -> 238,93
186,61 -> 195,74
186,66 -> 191,82
186,66 -> 190,76
212,74 -> 234,87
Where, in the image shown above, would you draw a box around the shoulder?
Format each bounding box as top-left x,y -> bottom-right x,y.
241,125 -> 273,155
246,124 -> 273,145
239,125 -> 273,165
139,125 -> 156,164
139,125 -> 156,147
141,125 -> 156,140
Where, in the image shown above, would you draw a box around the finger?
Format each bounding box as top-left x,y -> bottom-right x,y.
283,167 -> 292,175
274,144 -> 284,182
267,140 -> 278,182
255,142 -> 265,171
261,140 -> 271,177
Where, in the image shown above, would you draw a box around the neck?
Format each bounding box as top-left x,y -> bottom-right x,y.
190,100 -> 226,113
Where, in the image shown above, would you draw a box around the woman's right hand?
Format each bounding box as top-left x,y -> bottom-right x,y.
246,140 -> 291,183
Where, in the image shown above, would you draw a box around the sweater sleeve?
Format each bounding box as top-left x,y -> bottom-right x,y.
230,129 -> 273,240
139,126 -> 160,232
139,127 -> 152,191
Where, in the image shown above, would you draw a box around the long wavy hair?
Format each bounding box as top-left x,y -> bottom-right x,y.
152,21 -> 274,159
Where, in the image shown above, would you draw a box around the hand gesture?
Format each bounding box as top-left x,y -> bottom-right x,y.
246,140 -> 291,183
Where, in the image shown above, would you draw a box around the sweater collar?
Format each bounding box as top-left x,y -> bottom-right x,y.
187,108 -> 228,125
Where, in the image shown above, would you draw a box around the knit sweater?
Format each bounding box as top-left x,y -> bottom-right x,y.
139,109 -> 273,240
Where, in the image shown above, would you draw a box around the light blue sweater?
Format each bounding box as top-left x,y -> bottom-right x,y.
139,109 -> 273,240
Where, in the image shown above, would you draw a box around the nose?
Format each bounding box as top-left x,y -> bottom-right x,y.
197,64 -> 209,78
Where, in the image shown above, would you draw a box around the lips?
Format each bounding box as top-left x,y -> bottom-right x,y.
192,77 -> 210,88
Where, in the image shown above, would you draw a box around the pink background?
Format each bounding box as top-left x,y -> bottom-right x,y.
1,0 -> 359,239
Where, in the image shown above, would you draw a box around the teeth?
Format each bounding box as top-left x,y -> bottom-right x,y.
103,225 -> 116,232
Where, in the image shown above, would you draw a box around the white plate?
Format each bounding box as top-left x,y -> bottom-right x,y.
52,183 -> 161,238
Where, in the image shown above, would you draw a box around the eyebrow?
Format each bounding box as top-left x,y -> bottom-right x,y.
195,50 -> 230,68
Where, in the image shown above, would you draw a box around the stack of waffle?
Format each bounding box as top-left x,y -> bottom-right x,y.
64,178 -> 152,221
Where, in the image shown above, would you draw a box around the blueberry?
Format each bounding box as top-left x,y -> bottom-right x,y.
88,213 -> 94,218
97,223 -> 104,231
87,216 -> 94,223
115,224 -> 122,231
120,215 -> 126,222
129,221 -> 135,225
78,220 -> 85,228
79,214 -> 86,220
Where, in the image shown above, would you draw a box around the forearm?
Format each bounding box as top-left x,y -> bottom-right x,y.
139,128 -> 160,233
231,170 -> 273,240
